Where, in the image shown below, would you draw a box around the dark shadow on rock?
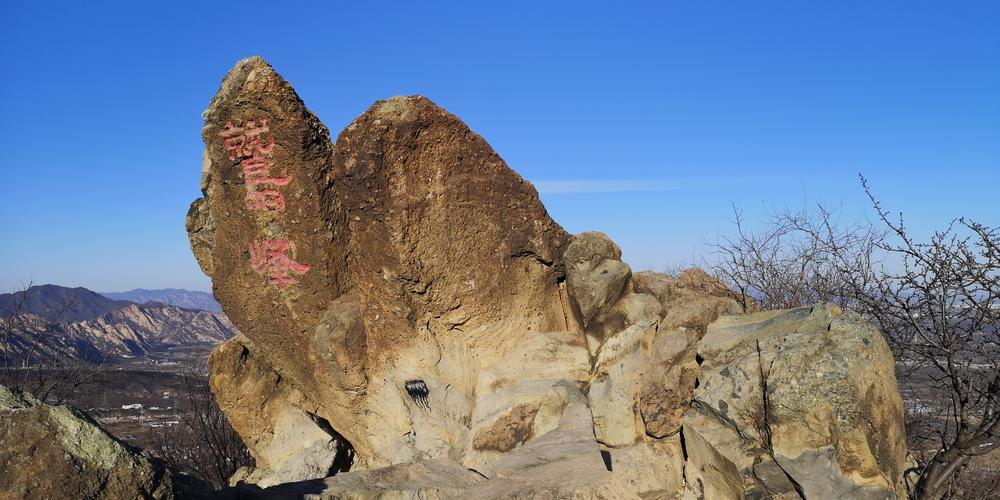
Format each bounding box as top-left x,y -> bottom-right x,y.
236,479 -> 327,499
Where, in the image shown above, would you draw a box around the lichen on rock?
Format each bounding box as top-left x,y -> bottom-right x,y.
0,385 -> 204,499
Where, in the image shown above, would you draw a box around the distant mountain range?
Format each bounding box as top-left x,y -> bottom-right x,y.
100,288 -> 221,312
0,285 -> 235,364
0,286 -> 134,323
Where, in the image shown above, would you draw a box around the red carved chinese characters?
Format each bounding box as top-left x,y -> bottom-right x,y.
220,118 -> 274,159
219,117 -> 286,212
248,239 -> 310,289
245,189 -> 286,212
241,150 -> 290,187
220,116 -> 310,289
219,121 -> 246,160
241,118 -> 275,156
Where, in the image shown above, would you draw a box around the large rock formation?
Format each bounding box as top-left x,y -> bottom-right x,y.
0,385 -> 203,499
189,55 -> 573,474
188,57 -> 908,498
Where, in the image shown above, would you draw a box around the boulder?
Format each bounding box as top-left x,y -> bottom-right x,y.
188,56 -> 368,467
0,385 -> 202,499
190,57 -> 573,469
564,232 -> 632,331
188,57 -> 909,499
632,269 -> 744,332
210,335 -> 352,488
588,320 -> 657,448
682,304 -> 908,499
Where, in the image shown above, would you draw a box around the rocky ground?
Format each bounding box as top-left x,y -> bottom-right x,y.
6,339 -> 995,498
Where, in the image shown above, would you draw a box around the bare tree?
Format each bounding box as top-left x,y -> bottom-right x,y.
709,203 -> 883,311
844,179 -> 999,500
148,372 -> 252,489
0,282 -> 104,404
709,176 -> 1000,499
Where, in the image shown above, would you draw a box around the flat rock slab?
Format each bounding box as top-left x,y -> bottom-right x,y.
260,459 -> 485,499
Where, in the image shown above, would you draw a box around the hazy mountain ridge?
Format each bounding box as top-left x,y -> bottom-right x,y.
0,285 -> 236,364
0,285 -> 134,323
100,288 -> 221,312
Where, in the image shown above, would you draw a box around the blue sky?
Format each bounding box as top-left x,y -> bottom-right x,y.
1,1 -> 997,292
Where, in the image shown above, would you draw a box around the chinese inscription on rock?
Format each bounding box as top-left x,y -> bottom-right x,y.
220,117 -> 310,289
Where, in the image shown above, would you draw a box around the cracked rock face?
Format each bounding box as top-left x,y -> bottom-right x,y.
189,57 -> 908,498
683,304 -> 908,500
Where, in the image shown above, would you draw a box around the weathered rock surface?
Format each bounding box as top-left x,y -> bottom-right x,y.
0,385 -> 202,500
632,269 -> 746,332
190,56 -> 573,472
210,334 -> 353,488
189,57 -> 909,499
261,459 -> 487,499
263,384 -> 638,499
564,231 -> 632,331
682,304 -> 908,500
464,331 -> 590,474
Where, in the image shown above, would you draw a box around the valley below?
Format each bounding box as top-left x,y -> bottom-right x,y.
0,285 -> 250,488
2,344 -> 225,456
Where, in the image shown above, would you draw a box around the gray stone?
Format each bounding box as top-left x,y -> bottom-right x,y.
682,304 -> 908,499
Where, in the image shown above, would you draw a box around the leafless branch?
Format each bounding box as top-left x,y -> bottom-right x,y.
710,175 -> 1000,499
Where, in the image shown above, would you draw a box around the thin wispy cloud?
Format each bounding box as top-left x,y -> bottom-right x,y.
531,178 -> 723,194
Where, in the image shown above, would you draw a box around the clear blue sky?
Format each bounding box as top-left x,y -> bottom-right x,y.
1,1 -> 997,293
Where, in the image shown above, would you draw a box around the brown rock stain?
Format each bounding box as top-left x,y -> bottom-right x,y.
472,402 -> 544,452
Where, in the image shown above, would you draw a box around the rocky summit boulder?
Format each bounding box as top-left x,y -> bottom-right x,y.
0,385 -> 202,500
188,56 -> 909,499
190,56 -> 572,476
683,304 -> 908,500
